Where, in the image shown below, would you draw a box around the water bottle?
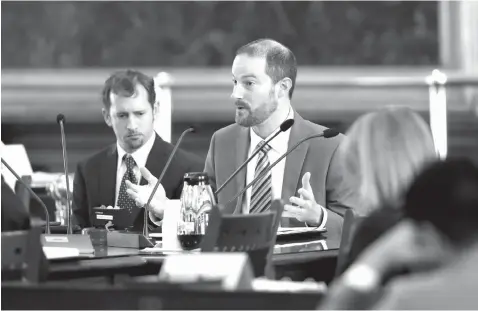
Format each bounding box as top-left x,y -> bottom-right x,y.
177,172 -> 216,250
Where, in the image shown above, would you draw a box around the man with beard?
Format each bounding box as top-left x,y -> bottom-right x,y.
204,39 -> 353,236
72,69 -> 202,231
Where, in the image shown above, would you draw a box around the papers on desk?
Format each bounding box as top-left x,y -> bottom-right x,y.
277,227 -> 326,236
149,233 -> 163,239
252,278 -> 327,293
140,242 -> 200,255
42,246 -> 82,260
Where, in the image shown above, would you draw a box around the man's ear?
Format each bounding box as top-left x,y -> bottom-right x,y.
153,102 -> 159,121
102,108 -> 112,127
278,78 -> 292,99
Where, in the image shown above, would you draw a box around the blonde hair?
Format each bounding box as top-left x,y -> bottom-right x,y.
340,107 -> 437,215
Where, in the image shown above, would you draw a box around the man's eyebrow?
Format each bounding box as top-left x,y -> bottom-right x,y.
233,74 -> 258,79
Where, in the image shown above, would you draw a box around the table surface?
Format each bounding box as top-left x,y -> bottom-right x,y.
46,231 -> 340,280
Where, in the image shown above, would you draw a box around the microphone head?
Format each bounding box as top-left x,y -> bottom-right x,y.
56,114 -> 66,124
188,126 -> 196,133
324,128 -> 340,138
280,119 -> 294,132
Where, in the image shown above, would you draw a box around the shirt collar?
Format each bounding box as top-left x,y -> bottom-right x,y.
117,132 -> 156,168
249,109 -> 294,154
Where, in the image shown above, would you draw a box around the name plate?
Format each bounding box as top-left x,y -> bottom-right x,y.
159,253 -> 254,291
96,214 -> 113,220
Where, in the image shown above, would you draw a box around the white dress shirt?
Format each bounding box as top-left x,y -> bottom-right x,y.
115,133 -> 155,207
242,110 -> 294,214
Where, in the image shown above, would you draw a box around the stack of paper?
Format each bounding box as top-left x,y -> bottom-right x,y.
43,246 -> 81,260
252,278 -> 327,292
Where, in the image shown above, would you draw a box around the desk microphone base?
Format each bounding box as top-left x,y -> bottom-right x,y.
41,234 -> 95,254
107,231 -> 155,249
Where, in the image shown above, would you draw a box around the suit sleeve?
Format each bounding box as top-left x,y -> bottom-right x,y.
322,139 -> 355,236
204,132 -> 217,193
326,139 -> 354,216
72,162 -> 90,228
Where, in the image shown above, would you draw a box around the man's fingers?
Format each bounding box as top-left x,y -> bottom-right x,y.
125,180 -> 140,193
289,196 -> 307,207
297,188 -> 314,201
283,205 -> 302,218
301,172 -> 313,192
139,167 -> 158,184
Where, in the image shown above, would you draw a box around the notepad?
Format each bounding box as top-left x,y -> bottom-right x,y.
43,246 -> 81,260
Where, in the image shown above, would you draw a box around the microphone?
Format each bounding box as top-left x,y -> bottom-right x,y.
1,158 -> 51,234
56,113 -> 73,234
142,126 -> 196,237
215,119 -> 294,196
226,128 -> 340,206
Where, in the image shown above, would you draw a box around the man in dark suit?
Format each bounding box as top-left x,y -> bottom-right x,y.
204,39 -> 354,238
72,70 -> 203,231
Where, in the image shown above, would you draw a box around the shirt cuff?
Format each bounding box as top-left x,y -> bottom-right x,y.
149,210 -> 163,227
305,205 -> 328,229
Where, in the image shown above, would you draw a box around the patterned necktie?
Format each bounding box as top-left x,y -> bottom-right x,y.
117,154 -> 138,210
250,141 -> 272,214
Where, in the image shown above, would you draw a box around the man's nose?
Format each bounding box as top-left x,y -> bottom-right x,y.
126,116 -> 138,130
231,84 -> 243,100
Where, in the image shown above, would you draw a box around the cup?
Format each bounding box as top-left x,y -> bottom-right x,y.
162,200 -> 182,251
82,227 -> 107,248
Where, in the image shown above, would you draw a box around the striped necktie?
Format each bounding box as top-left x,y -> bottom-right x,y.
250,141 -> 272,214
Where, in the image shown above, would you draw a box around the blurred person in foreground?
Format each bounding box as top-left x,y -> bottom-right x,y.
72,70 -> 202,231
335,107 -> 437,274
320,158 -> 478,310
204,38 -> 354,237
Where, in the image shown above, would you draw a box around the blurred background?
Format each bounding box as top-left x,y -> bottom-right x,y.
2,1 -> 478,173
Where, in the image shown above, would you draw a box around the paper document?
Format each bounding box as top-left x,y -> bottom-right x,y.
277,227 -> 326,235
252,278 -> 327,292
43,246 -> 80,260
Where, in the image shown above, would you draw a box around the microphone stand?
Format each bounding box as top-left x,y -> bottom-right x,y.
58,118 -> 73,235
215,119 -> 294,196
143,127 -> 195,237
1,158 -> 51,234
107,127 -> 196,249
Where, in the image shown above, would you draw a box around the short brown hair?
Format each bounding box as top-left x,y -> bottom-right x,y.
102,69 -> 155,110
236,39 -> 297,99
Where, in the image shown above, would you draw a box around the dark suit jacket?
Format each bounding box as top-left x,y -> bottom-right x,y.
1,176 -> 31,232
204,111 -> 354,238
72,134 -> 203,230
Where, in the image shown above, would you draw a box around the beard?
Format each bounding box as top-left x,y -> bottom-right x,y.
235,91 -> 278,128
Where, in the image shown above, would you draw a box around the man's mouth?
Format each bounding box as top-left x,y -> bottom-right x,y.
127,134 -> 142,139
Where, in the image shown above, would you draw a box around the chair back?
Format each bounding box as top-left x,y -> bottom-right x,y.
201,200 -> 285,278
334,209 -> 365,277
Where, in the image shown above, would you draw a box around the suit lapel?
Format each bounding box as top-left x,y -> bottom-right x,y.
99,144 -> 117,207
232,126 -> 250,214
143,134 -> 169,186
281,112 -> 311,226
